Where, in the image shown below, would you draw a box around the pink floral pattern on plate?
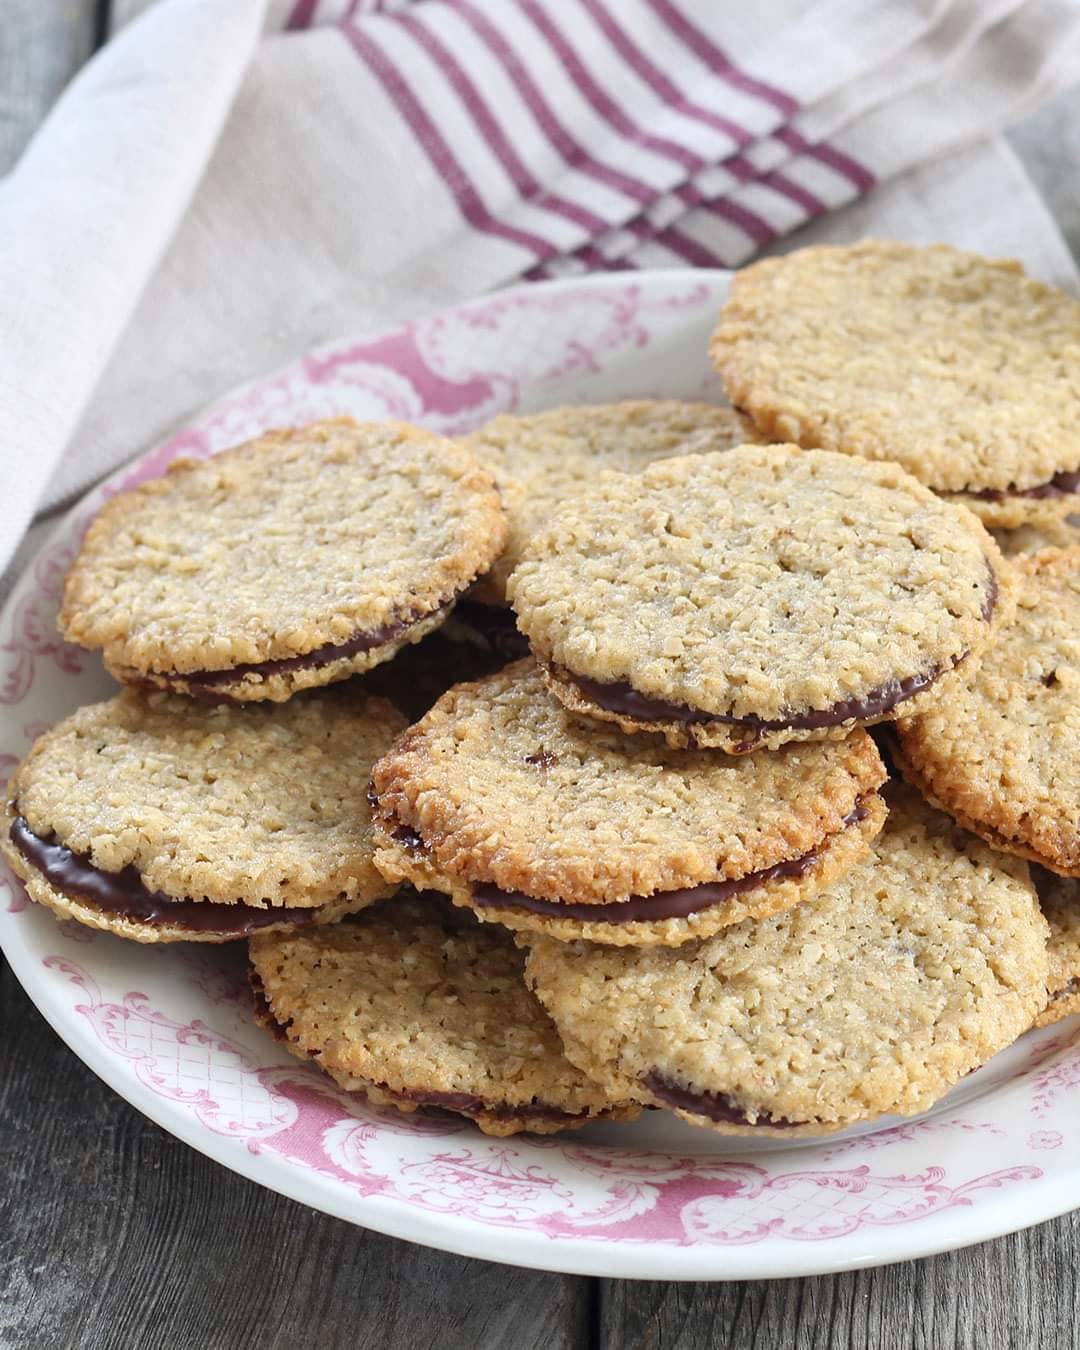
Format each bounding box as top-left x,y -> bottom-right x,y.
1,274 -> 1077,1279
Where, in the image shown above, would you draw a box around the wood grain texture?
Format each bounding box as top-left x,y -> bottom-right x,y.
0,0 -> 99,174
0,957 -> 591,1350
599,1219 -> 1080,1349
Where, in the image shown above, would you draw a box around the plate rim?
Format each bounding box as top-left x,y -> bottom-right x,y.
2,267 -> 1078,1281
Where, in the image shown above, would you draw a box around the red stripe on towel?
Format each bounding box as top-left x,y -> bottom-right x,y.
341,20 -> 561,261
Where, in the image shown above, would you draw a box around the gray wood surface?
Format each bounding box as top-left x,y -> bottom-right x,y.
2,5 -> 1078,1347
600,1222 -> 1080,1349
0,961 -> 590,1350
0,0 -> 99,175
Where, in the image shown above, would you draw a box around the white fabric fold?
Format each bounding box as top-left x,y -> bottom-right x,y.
0,0 -> 267,569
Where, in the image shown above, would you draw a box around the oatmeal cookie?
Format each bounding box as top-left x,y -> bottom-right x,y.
523,787 -> 1048,1135
508,444 -> 1010,752
371,660 -> 886,946
465,401 -> 751,604
1033,869 -> 1080,1028
249,892 -> 638,1135
1,687 -> 404,941
991,514 -> 1079,558
60,418 -> 506,702
711,241 -> 1080,526
897,547 -> 1079,877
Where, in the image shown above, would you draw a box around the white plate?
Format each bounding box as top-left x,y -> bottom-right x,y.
2,271 -> 1078,1281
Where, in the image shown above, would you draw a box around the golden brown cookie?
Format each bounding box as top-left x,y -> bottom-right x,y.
60,418 -> 507,702
1033,869 -> 1080,1028
992,514 -> 1080,558
371,660 -> 887,946
1,688 -> 404,942
897,547 -> 1079,877
522,786 -> 1049,1136
711,241 -> 1080,526
464,401 -> 751,604
249,892 -> 638,1136
508,444 -> 1011,753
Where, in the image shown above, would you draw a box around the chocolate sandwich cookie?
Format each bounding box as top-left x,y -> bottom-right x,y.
508,444 -> 1011,753
370,661 -> 887,947
1,688 -> 405,942
522,786 -> 1049,1136
60,418 -> 506,702
897,547 -> 1079,878
360,602 -> 530,721
711,241 -> 1080,527
1033,870 -> 1080,1028
464,401 -> 751,604
248,892 -> 638,1136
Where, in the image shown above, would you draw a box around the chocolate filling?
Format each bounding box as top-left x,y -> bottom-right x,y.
250,967 -> 291,1041
468,797 -> 871,924
554,565 -> 998,741
643,1071 -> 806,1128
1051,977 -> 1080,1003
962,470 -> 1080,503
174,601 -> 453,696
10,814 -> 326,935
452,601 -> 532,664
249,977 -> 586,1122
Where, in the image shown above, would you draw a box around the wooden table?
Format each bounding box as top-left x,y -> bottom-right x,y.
2,6 -> 1078,1345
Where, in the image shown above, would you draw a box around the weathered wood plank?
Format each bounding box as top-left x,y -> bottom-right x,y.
599,1213 -> 1080,1350
0,959 -> 591,1350
0,0 -> 100,174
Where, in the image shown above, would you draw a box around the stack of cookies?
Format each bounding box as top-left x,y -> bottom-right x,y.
4,242 -> 1077,1141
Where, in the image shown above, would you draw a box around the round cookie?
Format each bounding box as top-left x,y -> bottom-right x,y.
60,418 -> 507,702
370,660 -> 887,947
897,547 -> 1079,877
508,444 -> 1011,753
1033,869 -> 1080,1028
249,891 -> 638,1136
522,786 -> 1049,1136
992,513 -> 1080,558
711,241 -> 1080,527
1,687 -> 405,942
464,401 -> 752,604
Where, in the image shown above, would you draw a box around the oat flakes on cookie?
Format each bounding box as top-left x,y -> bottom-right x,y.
522,786 -> 1049,1137
508,444 -> 1010,754
1033,869 -> 1080,1028
370,660 -> 887,947
1,688 -> 405,942
249,891 -> 638,1136
991,513 -> 1079,558
464,401 -> 752,604
711,240 -> 1080,527
60,418 -> 507,702
897,547 -> 1079,877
